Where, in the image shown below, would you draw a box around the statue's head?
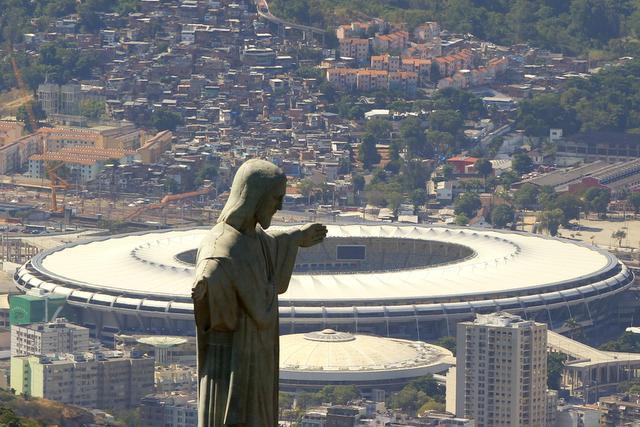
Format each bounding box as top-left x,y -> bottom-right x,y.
218,159 -> 286,230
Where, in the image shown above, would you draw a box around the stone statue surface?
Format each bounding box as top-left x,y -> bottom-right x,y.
191,159 -> 327,426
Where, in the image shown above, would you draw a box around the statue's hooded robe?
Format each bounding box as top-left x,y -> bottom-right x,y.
192,159 -> 299,426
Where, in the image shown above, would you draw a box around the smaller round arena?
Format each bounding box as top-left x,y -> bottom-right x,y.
278,329 -> 454,392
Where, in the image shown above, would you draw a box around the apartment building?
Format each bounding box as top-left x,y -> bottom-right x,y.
140,393 -> 198,427
339,38 -> 371,64
372,31 -> 409,52
326,67 -> 417,93
455,313 -> 548,427
28,146 -> 136,182
11,318 -> 90,357
0,121 -> 24,145
11,351 -> 154,410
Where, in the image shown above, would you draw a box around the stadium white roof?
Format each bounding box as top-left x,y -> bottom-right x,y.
31,225 -> 615,303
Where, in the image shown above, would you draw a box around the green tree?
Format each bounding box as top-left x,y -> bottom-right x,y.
428,109 -> 463,134
491,204 -> 515,228
627,192 -> 640,214
454,193 -> 481,218
563,317 -> 584,341
352,174 -> 365,193
474,158 -> 493,181
0,407 -> 22,427
547,352 -> 567,390
298,179 -> 315,205
151,109 -> 183,132
455,213 -> 469,225
537,186 -> 557,210
552,193 -> 582,225
411,189 -> 427,208
358,135 -> 381,170
399,116 -> 432,158
427,130 -> 456,157
442,163 -> 455,180
195,161 -> 218,187
538,209 -> 564,236
79,99 -> 105,119
513,183 -> 539,210
512,153 -> 534,175
433,336 -> 456,356
582,187 -> 610,218
612,229 -> 626,247
16,101 -> 46,132
332,385 -> 360,405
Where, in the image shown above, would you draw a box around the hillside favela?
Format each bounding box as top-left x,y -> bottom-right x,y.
1,0 -> 640,426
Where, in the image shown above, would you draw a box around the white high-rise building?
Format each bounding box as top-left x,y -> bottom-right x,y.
11,318 -> 90,357
455,312 -> 548,427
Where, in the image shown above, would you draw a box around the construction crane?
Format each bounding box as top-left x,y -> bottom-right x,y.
124,187 -> 216,221
8,42 -> 38,131
45,161 -> 69,213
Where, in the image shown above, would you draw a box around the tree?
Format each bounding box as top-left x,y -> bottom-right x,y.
388,375 -> 443,416
428,109 -> 463,134
151,109 -> 183,132
547,352 -> 567,390
538,209 -> 564,236
474,158 -> 493,181
427,130 -> 456,157
537,186 -> 557,210
552,193 -> 582,225
332,385 -> 360,405
498,170 -> 519,189
298,179 -> 315,205
352,174 -> 365,193
442,163 -> 455,181
79,99 -> 105,119
582,187 -> 610,218
563,317 -> 584,341
0,407 -> 22,427
628,192 -> 640,214
512,152 -> 534,175
358,135 -> 380,170
411,189 -> 427,208
491,204 -> 515,228
195,161 -> 218,187
16,101 -> 46,132
454,193 -> 481,218
434,336 -> 456,356
399,116 -> 432,158
513,183 -> 539,210
455,213 -> 469,226
612,229 -> 626,247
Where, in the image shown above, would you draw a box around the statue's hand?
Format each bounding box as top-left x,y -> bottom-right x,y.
298,223 -> 327,247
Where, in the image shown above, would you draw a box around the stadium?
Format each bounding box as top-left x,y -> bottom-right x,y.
13,224 -> 635,340
279,329 -> 454,393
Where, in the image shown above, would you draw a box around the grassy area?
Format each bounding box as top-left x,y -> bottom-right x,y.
0,89 -> 33,117
0,389 -> 125,426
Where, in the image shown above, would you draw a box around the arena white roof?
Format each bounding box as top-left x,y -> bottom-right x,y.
31,225 -> 616,303
279,329 -> 454,382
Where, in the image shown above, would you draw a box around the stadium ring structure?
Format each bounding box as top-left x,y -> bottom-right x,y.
13,224 -> 635,340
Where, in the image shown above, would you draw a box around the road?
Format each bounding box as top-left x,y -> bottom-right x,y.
254,0 -> 325,35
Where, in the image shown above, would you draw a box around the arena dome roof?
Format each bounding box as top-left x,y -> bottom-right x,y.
279,329 -> 454,384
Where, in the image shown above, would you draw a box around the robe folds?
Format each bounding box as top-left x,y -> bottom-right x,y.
191,222 -> 299,427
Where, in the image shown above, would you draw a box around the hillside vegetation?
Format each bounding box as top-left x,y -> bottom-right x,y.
270,0 -> 640,56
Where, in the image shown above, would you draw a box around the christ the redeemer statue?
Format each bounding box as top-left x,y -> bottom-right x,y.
191,159 -> 327,426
